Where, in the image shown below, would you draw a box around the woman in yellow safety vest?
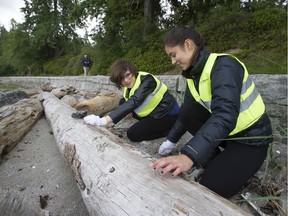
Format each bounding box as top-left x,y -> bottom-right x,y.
151,26 -> 273,198
84,60 -> 179,142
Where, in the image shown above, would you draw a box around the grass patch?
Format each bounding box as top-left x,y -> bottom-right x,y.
238,47 -> 287,74
0,84 -> 23,90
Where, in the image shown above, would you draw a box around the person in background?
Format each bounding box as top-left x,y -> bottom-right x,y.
151,26 -> 273,198
84,59 -> 179,142
82,54 -> 91,76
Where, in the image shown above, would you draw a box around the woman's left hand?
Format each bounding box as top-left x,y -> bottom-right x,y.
150,155 -> 194,177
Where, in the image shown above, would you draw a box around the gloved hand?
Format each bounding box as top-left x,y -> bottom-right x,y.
158,140 -> 176,156
83,115 -> 107,126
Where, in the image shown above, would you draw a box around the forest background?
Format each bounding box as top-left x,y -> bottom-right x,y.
0,0 -> 286,77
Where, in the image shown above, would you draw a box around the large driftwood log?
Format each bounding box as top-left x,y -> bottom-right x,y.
40,92 -> 250,216
0,98 -> 43,159
75,92 -> 121,116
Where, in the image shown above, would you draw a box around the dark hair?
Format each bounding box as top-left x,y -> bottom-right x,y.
163,26 -> 205,50
163,26 -> 205,65
109,60 -> 138,89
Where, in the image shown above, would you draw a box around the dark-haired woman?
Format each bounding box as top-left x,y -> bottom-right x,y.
151,26 -> 273,198
84,60 -> 179,142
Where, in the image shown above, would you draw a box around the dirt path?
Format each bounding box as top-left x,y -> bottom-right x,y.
0,117 -> 89,215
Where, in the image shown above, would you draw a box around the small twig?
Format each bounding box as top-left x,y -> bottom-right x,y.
241,193 -> 269,216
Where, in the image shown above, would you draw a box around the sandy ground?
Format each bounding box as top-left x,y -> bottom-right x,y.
0,117 -> 89,216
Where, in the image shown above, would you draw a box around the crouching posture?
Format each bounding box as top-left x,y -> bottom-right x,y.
84,60 -> 179,142
152,26 -> 273,199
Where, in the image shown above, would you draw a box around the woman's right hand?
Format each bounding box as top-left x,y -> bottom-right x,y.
150,155 -> 194,177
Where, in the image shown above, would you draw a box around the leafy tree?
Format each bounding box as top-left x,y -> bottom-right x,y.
21,0 -> 81,60
1,23 -> 36,75
0,25 -> 17,76
79,0 -> 165,73
0,0 -> 286,76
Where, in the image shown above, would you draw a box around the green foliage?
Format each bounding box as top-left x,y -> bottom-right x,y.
65,55 -> 83,76
238,47 -> 287,74
43,45 -> 107,76
43,55 -> 71,76
0,25 -> 37,75
127,48 -> 171,74
21,0 -> 83,61
249,7 -> 286,50
0,57 -> 16,76
0,1 -> 286,76
198,9 -> 246,51
196,3 -> 287,74
124,30 -> 173,74
198,4 -> 287,52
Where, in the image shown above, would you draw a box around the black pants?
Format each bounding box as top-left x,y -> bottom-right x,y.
178,102 -> 269,198
127,114 -> 178,142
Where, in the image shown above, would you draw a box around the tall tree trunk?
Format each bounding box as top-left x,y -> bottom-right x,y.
143,0 -> 152,41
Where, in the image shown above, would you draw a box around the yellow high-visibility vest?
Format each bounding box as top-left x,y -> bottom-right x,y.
123,71 -> 168,117
187,53 -> 265,135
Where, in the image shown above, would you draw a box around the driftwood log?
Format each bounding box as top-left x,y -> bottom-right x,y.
40,92 -> 250,216
75,92 -> 121,116
0,98 -> 43,159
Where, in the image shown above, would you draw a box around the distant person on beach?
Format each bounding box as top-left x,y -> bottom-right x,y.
150,26 -> 273,199
82,55 -> 91,76
83,59 -> 179,142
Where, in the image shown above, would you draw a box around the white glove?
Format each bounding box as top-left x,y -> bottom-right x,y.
158,140 -> 176,156
83,115 -> 107,126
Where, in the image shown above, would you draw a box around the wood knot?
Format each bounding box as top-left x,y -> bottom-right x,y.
109,167 -> 115,173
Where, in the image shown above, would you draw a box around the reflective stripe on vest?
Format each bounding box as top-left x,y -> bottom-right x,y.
123,71 -> 168,117
187,53 -> 265,135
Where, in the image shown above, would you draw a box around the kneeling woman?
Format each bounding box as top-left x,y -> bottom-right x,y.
84,60 -> 179,142
151,26 -> 273,199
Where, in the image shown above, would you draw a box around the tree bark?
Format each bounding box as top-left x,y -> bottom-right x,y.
144,0 -> 152,39
40,92 -> 251,216
0,98 -> 43,160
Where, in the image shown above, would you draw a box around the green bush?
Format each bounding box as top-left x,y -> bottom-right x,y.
128,49 -> 172,74
64,55 -> 83,76
196,3 -> 287,74
124,30 -> 173,74
198,4 -> 286,52
0,58 -> 16,76
249,7 -> 286,49
198,5 -> 248,52
43,56 -> 70,76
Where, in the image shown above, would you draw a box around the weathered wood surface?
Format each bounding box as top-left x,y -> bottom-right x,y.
0,98 -> 43,159
75,92 -> 121,116
40,92 -> 251,216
